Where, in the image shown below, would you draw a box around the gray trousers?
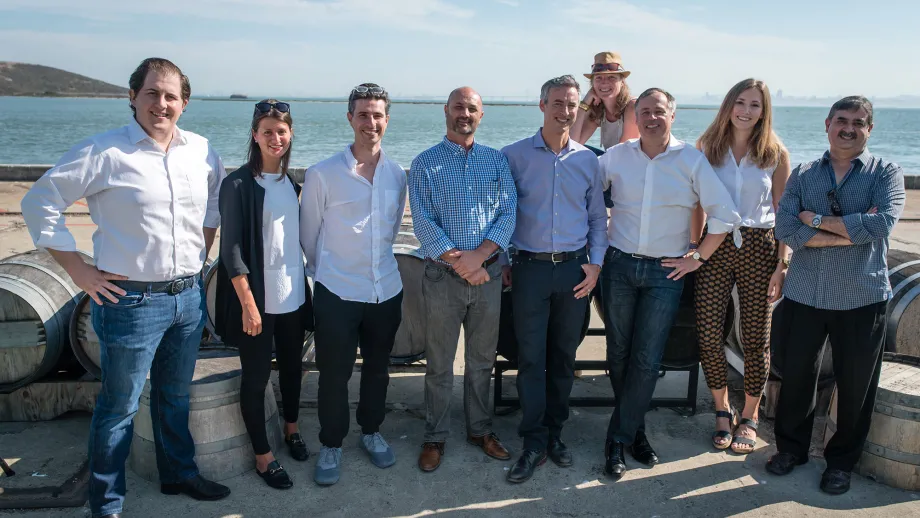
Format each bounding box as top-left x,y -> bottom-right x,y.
422,260 -> 502,442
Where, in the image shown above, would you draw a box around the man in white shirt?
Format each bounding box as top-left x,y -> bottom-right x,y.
597,88 -> 740,479
20,58 -> 229,518
300,83 -> 408,486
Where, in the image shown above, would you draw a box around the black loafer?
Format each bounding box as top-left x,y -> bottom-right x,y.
286,433 -> 310,461
161,474 -> 231,501
629,431 -> 659,466
257,460 -> 293,490
820,468 -> 851,495
548,437 -> 573,467
507,450 -> 547,484
765,452 -> 807,476
604,440 -> 626,479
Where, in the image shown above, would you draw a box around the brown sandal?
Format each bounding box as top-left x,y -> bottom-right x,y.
730,418 -> 759,454
712,407 -> 737,450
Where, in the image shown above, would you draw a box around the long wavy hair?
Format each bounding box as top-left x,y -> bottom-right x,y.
698,79 -> 785,170
588,76 -> 631,124
247,98 -> 293,181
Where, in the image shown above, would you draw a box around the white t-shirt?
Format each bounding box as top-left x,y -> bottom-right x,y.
254,172 -> 306,314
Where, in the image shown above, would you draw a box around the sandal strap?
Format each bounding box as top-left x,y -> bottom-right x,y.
739,418 -> 759,430
715,410 -> 734,420
732,436 -> 756,446
712,430 -> 732,440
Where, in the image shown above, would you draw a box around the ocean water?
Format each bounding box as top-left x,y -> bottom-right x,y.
1,96 -> 917,173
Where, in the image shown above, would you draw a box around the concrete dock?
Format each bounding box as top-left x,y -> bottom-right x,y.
1,183 -> 920,517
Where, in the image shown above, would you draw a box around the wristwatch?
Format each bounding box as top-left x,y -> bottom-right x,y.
691,251 -> 707,264
811,214 -> 823,228
779,258 -> 790,269
579,101 -> 590,112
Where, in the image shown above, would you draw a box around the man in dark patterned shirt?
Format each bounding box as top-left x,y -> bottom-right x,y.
768,96 -> 906,495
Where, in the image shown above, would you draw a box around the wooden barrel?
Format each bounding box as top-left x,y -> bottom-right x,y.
128,349 -> 282,482
69,292 -> 101,379
0,250 -> 91,393
886,250 -> 920,356
392,233 -> 426,364
591,270 -> 731,369
824,353 -> 920,491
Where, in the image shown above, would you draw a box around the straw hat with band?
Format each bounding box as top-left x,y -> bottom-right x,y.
584,51 -> 631,79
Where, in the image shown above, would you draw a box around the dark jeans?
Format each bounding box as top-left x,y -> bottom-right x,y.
235,307 -> 305,455
773,298 -> 887,471
601,247 -> 684,444
313,282 -> 403,448
88,279 -> 205,518
512,253 -> 589,451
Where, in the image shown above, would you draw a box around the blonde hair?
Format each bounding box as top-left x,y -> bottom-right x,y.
588,76 -> 631,124
698,78 -> 786,170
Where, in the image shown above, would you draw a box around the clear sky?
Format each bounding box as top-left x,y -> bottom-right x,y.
1,0 -> 917,100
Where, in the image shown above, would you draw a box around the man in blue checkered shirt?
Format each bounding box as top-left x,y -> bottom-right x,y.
409,86 -> 517,473
767,96 -> 906,495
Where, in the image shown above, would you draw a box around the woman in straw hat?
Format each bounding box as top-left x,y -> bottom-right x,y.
691,78 -> 791,455
571,51 -> 639,149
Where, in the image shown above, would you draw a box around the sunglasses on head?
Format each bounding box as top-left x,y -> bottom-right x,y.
351,85 -> 386,95
592,63 -> 624,73
827,189 -> 843,217
255,102 -> 290,114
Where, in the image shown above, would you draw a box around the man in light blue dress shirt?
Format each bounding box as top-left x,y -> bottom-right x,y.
409,87 -> 518,472
501,75 -> 607,483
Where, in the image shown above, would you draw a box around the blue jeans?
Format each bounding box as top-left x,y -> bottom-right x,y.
88,279 -> 205,518
600,247 -> 683,445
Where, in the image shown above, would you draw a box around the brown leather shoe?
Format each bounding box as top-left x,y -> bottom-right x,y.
467,432 -> 511,460
418,442 -> 444,472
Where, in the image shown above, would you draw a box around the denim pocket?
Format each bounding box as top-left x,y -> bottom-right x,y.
102,291 -> 149,309
424,264 -> 446,282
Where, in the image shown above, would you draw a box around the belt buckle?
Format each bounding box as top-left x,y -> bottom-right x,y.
169,278 -> 185,295
551,252 -> 563,264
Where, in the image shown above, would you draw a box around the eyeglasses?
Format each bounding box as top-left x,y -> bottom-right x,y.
591,63 -> 624,73
351,85 -> 386,95
255,102 -> 290,114
827,189 -> 843,217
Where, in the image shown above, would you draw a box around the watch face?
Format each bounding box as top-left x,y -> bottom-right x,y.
692,252 -> 702,260
812,216 -> 822,227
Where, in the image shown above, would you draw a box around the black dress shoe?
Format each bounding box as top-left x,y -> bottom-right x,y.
507,450 -> 547,484
629,431 -> 659,466
765,452 -> 807,476
286,433 -> 310,461
604,440 -> 626,478
820,468 -> 851,495
257,460 -> 294,490
161,474 -> 231,501
548,437 -> 573,467
101,514 -> 121,518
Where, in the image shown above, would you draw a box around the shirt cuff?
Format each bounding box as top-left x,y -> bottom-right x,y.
34,232 -> 78,253
842,213 -> 869,244
705,219 -> 735,235
589,245 -> 606,266
204,209 -> 221,229
788,224 -> 820,252
428,235 -> 457,261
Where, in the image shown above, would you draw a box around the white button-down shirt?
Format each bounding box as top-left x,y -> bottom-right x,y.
711,149 -> 777,248
600,136 -> 740,258
300,145 -> 407,303
21,118 -> 225,282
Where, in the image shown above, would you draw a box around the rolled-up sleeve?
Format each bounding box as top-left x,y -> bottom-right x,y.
408,157 -> 456,259
484,155 -> 517,250
842,163 -> 905,246
218,178 -> 249,278
21,139 -> 104,252
204,143 -> 225,229
775,164 -> 819,251
300,167 -> 326,277
585,157 -> 608,265
693,155 -> 740,234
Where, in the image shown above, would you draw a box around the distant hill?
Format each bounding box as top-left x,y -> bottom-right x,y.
0,62 -> 128,97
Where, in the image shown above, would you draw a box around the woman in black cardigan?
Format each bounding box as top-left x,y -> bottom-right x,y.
216,100 -> 314,489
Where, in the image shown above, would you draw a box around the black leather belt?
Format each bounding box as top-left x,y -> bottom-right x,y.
515,247 -> 586,263
113,275 -> 198,295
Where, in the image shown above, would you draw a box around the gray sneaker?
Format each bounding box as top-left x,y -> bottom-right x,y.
314,446 -> 342,486
359,432 -> 396,468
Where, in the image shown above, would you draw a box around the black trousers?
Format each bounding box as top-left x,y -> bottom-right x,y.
236,307 -> 305,455
511,255 -> 589,451
313,282 -> 403,448
773,298 -> 887,471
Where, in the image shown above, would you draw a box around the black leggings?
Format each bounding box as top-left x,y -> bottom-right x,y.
236,307 -> 305,455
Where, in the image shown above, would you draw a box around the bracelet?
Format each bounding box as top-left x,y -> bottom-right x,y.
579,101 -> 590,112
778,258 -> 790,268
689,242 -> 699,250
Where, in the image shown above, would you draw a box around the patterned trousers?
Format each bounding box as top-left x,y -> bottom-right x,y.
694,227 -> 777,397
